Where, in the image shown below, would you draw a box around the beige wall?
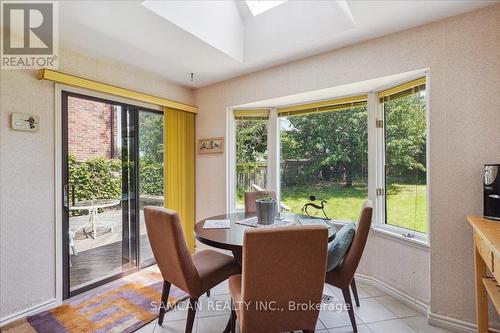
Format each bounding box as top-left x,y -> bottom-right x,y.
195,5 -> 500,325
0,48 -> 194,319
358,233 -> 430,305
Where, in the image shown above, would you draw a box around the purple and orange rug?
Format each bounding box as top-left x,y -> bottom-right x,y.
1,269 -> 188,333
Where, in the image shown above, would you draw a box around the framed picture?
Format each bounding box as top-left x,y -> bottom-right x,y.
198,137 -> 224,154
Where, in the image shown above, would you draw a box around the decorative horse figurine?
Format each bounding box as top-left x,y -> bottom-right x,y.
301,195 -> 329,219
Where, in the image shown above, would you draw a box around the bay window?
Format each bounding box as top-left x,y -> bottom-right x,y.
379,78 -> 428,236
229,74 -> 428,242
234,109 -> 269,211
279,104 -> 368,221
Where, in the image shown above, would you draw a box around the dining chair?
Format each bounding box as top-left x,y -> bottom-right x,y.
226,225 -> 328,333
325,200 -> 373,332
144,206 -> 240,333
244,190 -> 277,213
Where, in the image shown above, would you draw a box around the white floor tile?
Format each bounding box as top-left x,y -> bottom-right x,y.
316,317 -> 326,330
328,323 -> 372,332
319,308 -> 363,329
375,296 -> 420,318
368,318 -> 417,333
350,286 -> 373,299
134,321 -> 156,333
197,294 -> 232,318
197,314 -> 231,333
354,298 -> 397,323
208,280 -> 230,296
356,283 -> 386,298
403,316 -> 456,333
155,318 -> 198,333
162,299 -> 190,322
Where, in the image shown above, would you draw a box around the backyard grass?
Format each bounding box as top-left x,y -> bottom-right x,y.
385,184 -> 427,233
280,183 -> 368,222
238,183 -> 427,233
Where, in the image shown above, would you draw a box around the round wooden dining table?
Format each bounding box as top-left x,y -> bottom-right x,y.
195,212 -> 337,264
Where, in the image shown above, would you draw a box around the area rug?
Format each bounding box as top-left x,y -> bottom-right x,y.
1,269 -> 188,333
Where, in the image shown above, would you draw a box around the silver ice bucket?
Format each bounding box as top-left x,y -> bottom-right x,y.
255,198 -> 277,225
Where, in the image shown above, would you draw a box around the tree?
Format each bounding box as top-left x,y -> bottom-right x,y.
384,93 -> 426,178
236,119 -> 267,163
280,94 -> 426,187
139,113 -> 163,163
281,107 -> 368,187
237,94 -> 426,188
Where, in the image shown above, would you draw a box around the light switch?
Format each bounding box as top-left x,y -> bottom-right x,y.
11,113 -> 39,132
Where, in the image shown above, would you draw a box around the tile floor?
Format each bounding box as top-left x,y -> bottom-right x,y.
134,279 -> 456,333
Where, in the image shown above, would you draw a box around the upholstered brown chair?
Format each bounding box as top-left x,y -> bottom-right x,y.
144,206 -> 240,333
244,190 -> 277,213
227,226 -> 328,333
325,200 -> 373,333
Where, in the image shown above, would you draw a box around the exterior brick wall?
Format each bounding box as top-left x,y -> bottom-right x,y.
68,96 -> 118,161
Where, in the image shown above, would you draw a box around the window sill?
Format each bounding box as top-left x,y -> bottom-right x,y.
371,225 -> 430,250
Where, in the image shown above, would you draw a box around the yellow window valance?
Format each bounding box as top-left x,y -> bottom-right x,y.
233,109 -> 270,120
379,77 -> 426,103
38,68 -> 198,113
277,95 -> 368,118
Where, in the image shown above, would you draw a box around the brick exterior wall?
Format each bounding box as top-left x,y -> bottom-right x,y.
68,96 -> 118,161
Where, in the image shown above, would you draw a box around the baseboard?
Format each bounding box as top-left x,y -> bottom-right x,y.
0,298 -> 59,327
355,273 -> 500,333
428,312 -> 500,333
354,273 -> 429,315
427,312 -> 476,333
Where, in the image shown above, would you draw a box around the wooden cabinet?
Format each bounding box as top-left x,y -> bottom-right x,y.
468,215 -> 500,333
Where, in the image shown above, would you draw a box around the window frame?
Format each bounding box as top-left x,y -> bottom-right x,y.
373,82 -> 430,246
227,108 -> 278,213
226,73 -> 430,246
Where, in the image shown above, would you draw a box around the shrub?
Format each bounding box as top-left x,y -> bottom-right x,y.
68,155 -> 121,202
68,155 -> 164,205
139,159 -> 163,196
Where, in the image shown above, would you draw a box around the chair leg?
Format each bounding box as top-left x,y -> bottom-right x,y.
223,316 -> 232,333
230,308 -> 236,333
351,278 -> 360,307
158,281 -> 171,326
342,287 -> 357,333
185,298 -> 198,333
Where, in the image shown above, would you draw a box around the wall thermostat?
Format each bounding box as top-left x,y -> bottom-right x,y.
11,113 -> 39,132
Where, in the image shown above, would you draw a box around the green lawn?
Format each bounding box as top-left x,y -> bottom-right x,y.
241,183 -> 427,233
386,184 -> 427,233
237,184 -> 427,232
280,183 -> 368,222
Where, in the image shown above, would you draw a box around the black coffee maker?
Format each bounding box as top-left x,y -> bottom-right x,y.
484,164 -> 500,221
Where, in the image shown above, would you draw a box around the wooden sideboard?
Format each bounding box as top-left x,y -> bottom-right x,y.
468,215 -> 500,333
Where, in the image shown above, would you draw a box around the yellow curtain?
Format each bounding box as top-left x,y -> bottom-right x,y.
164,107 -> 196,252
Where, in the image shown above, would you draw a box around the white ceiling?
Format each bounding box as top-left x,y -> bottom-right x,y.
57,1 -> 496,88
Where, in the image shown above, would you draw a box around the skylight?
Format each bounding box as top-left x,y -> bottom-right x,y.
245,0 -> 288,16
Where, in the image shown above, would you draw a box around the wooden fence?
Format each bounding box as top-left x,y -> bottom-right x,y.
236,164 -> 267,191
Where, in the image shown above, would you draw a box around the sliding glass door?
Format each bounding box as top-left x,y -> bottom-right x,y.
138,110 -> 164,265
62,91 -> 163,298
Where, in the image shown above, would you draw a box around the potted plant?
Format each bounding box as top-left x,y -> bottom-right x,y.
255,197 -> 277,225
